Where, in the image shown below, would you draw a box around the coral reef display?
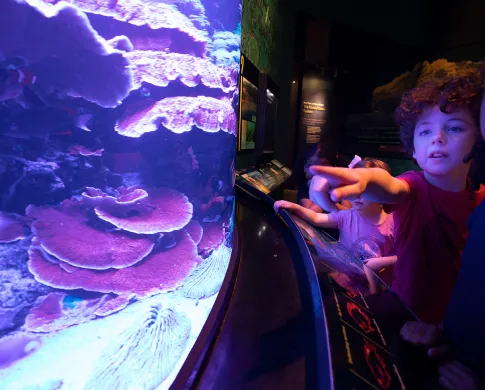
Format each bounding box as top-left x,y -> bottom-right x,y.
0,0 -> 241,388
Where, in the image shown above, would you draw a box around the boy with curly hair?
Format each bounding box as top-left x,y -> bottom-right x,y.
400,69 -> 485,389
309,75 -> 485,324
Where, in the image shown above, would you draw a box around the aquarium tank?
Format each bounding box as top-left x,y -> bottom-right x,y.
0,0 -> 241,388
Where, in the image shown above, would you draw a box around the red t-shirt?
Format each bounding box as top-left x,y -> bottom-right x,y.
384,171 -> 485,324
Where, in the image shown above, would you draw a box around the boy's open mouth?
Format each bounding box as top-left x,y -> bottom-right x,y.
429,151 -> 448,159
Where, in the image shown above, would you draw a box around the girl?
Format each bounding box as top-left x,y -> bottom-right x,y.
275,157 -> 396,283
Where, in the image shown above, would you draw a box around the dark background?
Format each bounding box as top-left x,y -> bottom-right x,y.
272,0 -> 485,167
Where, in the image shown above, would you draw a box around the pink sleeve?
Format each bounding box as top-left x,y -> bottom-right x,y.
331,209 -> 350,230
383,171 -> 423,214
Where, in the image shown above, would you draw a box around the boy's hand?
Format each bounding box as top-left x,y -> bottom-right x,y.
400,321 -> 450,359
309,166 -> 369,202
439,361 -> 485,390
273,200 -> 298,213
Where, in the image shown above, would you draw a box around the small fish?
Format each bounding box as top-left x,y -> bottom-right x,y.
0,58 -> 36,102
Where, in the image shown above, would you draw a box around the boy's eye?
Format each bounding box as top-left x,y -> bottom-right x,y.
418,129 -> 431,136
447,126 -> 463,132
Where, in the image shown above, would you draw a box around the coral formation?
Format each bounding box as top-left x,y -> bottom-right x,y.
182,242 -> 231,299
0,240 -> 53,333
0,0 -> 133,108
25,292 -> 110,332
27,202 -> 155,270
85,302 -> 191,390
185,219 -> 203,245
28,231 -> 200,298
93,187 -> 193,234
127,50 -> 238,93
198,222 -> 225,253
115,96 -> 237,137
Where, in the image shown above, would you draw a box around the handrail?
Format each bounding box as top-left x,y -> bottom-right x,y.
236,179 -> 333,390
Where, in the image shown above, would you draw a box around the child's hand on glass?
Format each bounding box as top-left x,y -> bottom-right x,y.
273,200 -> 298,213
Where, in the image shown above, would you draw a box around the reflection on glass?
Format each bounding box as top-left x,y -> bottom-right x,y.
290,215 -> 390,296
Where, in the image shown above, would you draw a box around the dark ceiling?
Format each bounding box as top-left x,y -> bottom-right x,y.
281,0 -> 485,57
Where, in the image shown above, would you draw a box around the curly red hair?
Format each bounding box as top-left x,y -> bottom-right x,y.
395,75 -> 483,154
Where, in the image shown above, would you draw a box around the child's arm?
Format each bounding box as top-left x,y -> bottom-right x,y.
274,200 -> 338,229
299,198 -> 324,213
309,166 -> 410,205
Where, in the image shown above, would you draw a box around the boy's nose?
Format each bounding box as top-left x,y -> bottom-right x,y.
432,129 -> 446,144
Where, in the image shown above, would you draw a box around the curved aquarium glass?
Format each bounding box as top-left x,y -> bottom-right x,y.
0,0 -> 241,388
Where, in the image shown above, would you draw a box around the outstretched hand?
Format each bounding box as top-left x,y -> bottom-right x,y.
309,166 -> 370,203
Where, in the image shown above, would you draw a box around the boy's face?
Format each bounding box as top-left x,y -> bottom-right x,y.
413,106 -> 477,179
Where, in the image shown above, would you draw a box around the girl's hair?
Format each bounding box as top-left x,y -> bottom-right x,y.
353,157 -> 391,174
395,75 -> 483,154
304,152 -> 330,171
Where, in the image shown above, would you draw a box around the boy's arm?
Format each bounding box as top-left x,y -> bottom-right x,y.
309,166 -> 411,205
274,200 -> 338,229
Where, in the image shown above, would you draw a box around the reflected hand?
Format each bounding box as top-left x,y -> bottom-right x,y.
309,165 -> 369,202
439,361 -> 485,390
400,321 -> 450,359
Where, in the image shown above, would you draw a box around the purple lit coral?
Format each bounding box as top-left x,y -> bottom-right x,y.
28,231 -> 199,298
94,187 -> 193,234
115,96 -> 237,138
25,292 -> 109,332
198,222 -> 225,253
66,0 -> 207,42
0,0 -> 133,108
127,51 -> 238,93
26,203 -> 155,270
185,220 -> 203,245
82,186 -> 148,209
